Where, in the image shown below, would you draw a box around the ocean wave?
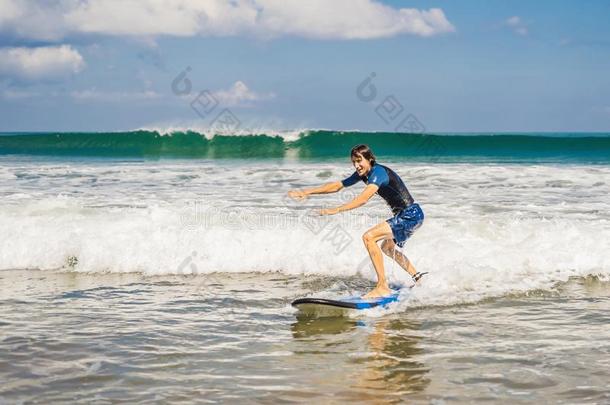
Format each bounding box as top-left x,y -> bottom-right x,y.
1,130 -> 609,162
1,199 -> 609,307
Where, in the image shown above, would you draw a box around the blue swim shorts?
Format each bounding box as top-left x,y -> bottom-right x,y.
386,203 -> 424,248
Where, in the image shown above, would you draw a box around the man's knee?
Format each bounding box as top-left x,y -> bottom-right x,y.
362,230 -> 376,245
362,231 -> 371,245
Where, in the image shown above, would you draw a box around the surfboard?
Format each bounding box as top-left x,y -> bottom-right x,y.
292,290 -> 404,316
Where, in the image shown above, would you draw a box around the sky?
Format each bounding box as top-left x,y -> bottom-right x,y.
0,0 -> 609,133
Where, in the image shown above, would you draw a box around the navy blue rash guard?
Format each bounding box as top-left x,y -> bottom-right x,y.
341,163 -> 414,215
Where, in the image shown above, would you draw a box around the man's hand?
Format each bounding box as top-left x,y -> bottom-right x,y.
288,189 -> 308,200
318,207 -> 339,216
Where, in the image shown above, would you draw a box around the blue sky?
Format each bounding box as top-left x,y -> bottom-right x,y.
0,0 -> 609,132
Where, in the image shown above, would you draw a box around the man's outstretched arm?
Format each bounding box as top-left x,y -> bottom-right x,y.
319,184 -> 379,215
288,181 -> 343,200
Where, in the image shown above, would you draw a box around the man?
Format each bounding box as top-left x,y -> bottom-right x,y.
288,144 -> 426,298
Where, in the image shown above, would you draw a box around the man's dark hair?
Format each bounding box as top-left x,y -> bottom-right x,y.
350,144 -> 376,165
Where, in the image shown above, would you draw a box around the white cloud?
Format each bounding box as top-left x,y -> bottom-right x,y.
0,0 -> 455,40
505,16 -> 528,36
0,0 -> 68,40
0,45 -> 85,80
253,2 -> 455,39
0,0 -> 22,23
213,81 -> 274,107
70,89 -> 161,102
64,0 -> 209,37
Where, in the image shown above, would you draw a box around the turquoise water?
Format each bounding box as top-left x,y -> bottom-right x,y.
1,131 -> 610,162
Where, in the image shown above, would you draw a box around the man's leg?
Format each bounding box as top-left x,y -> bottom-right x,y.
362,221 -> 394,299
380,239 -> 417,277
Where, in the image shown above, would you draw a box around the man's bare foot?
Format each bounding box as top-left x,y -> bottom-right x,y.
362,285 -> 392,299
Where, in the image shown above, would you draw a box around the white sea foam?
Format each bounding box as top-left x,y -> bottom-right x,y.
137,124 -> 308,141
2,158 -> 609,307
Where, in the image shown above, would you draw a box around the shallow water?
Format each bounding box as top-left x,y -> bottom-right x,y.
1,270 -> 608,404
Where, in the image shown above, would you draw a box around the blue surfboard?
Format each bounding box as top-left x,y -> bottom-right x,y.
292,289 -> 405,316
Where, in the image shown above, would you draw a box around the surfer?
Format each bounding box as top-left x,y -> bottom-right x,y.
288,144 -> 425,298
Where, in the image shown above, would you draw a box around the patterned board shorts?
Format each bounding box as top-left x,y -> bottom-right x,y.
386,203 -> 424,248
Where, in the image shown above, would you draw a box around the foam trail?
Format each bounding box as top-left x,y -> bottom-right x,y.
2,200 -> 609,307
1,159 -> 609,307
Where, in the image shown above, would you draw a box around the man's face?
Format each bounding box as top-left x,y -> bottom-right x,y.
351,154 -> 372,176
